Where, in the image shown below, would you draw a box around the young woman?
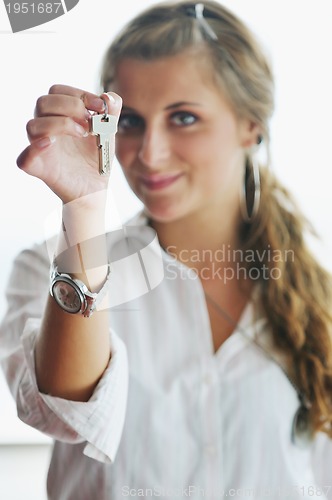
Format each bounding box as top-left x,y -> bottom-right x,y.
1,1 -> 332,498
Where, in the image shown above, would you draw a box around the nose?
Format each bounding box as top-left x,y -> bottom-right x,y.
138,125 -> 171,169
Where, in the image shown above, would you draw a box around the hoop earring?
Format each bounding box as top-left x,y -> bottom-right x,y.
240,155 -> 261,223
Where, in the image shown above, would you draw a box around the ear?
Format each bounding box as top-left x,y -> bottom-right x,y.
239,119 -> 261,148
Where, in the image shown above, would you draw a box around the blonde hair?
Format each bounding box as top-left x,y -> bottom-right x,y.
101,0 -> 274,143
100,0 -> 332,437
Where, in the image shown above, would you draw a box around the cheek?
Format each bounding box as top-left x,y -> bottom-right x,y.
187,129 -> 243,187
181,133 -> 225,171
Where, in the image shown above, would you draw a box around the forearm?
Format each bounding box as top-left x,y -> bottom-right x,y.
35,194 -> 111,401
36,298 -> 110,401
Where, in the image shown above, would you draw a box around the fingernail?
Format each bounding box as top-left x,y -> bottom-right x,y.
75,123 -> 88,137
35,136 -> 56,149
106,93 -> 116,104
90,96 -> 105,112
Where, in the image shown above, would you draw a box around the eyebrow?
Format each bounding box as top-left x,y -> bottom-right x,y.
121,101 -> 202,113
165,101 -> 201,110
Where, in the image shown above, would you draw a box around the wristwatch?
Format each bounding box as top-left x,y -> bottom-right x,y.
50,262 -> 111,318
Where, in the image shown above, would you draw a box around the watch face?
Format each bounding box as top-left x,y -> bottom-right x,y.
52,279 -> 83,314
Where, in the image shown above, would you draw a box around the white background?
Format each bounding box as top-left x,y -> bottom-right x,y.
0,0 -> 332,443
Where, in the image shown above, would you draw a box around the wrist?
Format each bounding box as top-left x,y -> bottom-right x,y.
50,261 -> 111,317
56,190 -> 108,257
63,189 -> 107,233
55,190 -> 109,288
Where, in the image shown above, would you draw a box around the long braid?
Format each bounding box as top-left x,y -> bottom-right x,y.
242,167 -> 332,436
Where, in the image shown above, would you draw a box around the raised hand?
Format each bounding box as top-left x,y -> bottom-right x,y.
17,85 -> 122,204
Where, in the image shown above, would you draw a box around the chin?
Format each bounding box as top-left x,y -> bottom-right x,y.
144,201 -> 187,225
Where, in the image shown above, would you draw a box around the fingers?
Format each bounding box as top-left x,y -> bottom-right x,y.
16,138 -> 56,178
29,86 -> 123,144
34,94 -> 91,123
49,84 -> 107,114
48,85 -> 123,118
34,86 -> 103,129
16,84 -> 123,200
101,92 -> 123,119
27,116 -> 88,143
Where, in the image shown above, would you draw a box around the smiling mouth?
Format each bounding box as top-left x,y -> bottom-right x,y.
139,173 -> 183,190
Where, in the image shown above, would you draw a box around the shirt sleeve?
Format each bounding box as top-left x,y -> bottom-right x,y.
0,243 -> 129,464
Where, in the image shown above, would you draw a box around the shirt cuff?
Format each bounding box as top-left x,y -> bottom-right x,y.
20,318 -> 128,463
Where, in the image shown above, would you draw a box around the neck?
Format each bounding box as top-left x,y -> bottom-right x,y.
148,205 -> 243,275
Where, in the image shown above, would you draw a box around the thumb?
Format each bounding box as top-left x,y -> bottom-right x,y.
17,137 -> 56,179
101,92 -> 122,120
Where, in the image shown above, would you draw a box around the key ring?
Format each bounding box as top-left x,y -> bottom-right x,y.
101,96 -> 108,120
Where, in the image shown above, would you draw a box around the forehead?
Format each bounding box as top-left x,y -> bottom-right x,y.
111,51 -> 220,103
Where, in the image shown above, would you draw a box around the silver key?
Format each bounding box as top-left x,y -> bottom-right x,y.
91,113 -> 118,175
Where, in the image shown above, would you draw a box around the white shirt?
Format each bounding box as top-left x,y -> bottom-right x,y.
0,212 -> 331,500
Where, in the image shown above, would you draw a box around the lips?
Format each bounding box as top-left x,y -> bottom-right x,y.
138,172 -> 183,190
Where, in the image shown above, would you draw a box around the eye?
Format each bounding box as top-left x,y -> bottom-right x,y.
118,113 -> 144,132
170,111 -> 198,127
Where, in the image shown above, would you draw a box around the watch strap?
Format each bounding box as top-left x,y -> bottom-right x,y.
83,264 -> 112,317
50,262 -> 111,318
